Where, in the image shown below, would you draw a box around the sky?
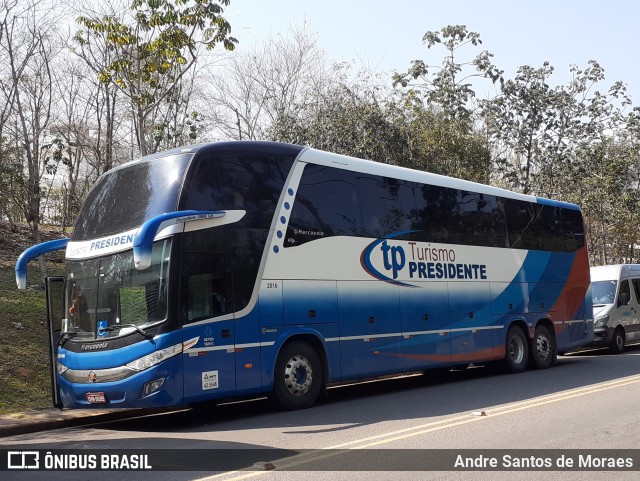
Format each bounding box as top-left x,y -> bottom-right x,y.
225,0 -> 640,102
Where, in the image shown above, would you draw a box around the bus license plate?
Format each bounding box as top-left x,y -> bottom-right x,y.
86,392 -> 107,404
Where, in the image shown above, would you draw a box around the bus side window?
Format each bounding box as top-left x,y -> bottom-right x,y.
286,165 -> 362,247
358,175 -> 401,238
182,253 -> 233,323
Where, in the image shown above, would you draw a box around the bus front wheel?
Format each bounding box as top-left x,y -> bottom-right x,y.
272,341 -> 323,410
504,326 -> 528,373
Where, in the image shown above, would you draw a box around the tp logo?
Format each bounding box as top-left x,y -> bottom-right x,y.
360,230 -> 419,287
7,451 -> 39,469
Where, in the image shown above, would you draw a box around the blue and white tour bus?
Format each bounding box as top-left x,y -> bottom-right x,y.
16,141 -> 594,410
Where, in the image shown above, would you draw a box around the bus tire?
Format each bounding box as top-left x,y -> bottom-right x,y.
610,327 -> 625,354
504,325 -> 528,373
272,341 -> 323,410
529,324 -> 556,369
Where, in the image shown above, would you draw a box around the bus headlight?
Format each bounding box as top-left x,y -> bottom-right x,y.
126,343 -> 182,372
594,315 -> 609,328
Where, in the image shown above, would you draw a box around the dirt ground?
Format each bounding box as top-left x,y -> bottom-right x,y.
0,221 -> 68,267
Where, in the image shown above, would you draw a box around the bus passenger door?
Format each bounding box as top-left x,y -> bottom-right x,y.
181,252 -> 236,403
45,276 -> 65,409
400,282 -> 451,371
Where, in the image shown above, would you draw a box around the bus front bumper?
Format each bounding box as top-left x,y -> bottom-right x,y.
57,357 -> 183,409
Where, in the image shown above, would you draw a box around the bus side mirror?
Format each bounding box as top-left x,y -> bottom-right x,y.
16,238 -> 69,289
133,210 -> 225,270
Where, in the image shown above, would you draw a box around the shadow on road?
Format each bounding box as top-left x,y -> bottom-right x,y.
5,345 -> 640,480
9,343 -> 640,451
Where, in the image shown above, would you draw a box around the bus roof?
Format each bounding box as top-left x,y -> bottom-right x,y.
107,141 -> 581,212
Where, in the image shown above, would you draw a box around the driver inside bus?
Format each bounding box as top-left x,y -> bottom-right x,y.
68,290 -> 89,327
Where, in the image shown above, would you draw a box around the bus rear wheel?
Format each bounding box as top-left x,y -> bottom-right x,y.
272,341 -> 323,410
504,325 -> 528,373
529,324 -> 556,369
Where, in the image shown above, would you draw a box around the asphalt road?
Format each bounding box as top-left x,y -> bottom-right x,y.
3,344 -> 640,481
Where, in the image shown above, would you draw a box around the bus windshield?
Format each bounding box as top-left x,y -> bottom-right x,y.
64,239 -> 172,340
72,153 -> 192,241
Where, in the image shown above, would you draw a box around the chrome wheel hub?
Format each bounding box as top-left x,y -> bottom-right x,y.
283,354 -> 313,396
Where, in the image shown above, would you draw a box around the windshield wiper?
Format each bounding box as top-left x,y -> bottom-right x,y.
102,324 -> 153,339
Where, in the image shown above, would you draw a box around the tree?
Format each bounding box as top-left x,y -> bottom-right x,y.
594,107 -> 640,263
268,66 -> 491,182
75,0 -> 237,156
482,63 -> 556,194
0,0 -> 18,143
71,0 -> 124,175
48,60 -> 103,228
0,137 -> 23,223
482,60 -> 635,265
389,24 -> 496,182
388,92 -> 491,182
150,69 -> 206,151
0,0 -> 21,223
0,0 -> 62,280
206,24 -> 324,140
393,25 -> 502,122
483,60 -> 630,196
269,67 -> 410,164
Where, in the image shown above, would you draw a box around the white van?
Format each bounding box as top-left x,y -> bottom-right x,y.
591,264 -> 640,353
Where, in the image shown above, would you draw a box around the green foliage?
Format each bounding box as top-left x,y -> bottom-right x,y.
393,93 -> 490,183
268,74 -> 490,183
268,78 -> 408,164
75,0 -> 237,154
482,62 -> 556,194
575,138 -> 640,264
481,58 -> 638,263
393,25 -> 502,122
0,139 -> 26,223
483,60 -> 630,194
388,25 -> 494,183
